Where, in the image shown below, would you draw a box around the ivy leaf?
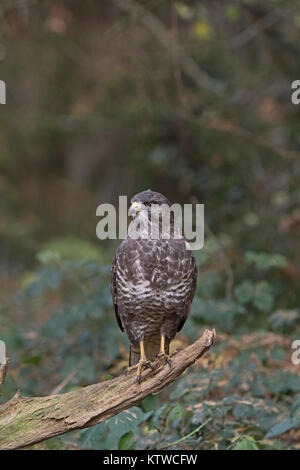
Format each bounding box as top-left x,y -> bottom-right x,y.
291,397 -> 300,417
266,416 -> 300,438
108,407 -> 145,435
79,422 -> 107,449
234,280 -> 274,312
245,251 -> 286,270
234,280 -> 254,304
253,282 -> 274,312
167,404 -> 184,427
233,436 -> 259,450
118,431 -> 135,450
140,394 -> 159,413
105,407 -> 148,450
269,310 -> 299,329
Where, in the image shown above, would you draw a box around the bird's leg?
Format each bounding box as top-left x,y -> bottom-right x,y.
125,341 -> 154,384
154,335 -> 172,367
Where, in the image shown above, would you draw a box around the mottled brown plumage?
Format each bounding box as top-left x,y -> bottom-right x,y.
111,190 -> 197,381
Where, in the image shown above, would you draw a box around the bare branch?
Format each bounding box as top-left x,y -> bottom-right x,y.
50,368 -> 78,396
0,329 -> 216,450
207,118 -> 300,160
115,0 -> 225,95
229,4 -> 297,50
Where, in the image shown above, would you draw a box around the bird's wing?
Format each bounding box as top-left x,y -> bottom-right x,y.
177,247 -> 197,332
110,249 -> 124,332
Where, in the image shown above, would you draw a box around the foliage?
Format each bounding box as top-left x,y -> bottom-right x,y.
1,238 -> 300,450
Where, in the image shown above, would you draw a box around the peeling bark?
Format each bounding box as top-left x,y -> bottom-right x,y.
0,329 -> 215,450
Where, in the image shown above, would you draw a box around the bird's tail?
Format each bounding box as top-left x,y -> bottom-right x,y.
129,345 -> 140,367
129,340 -> 169,366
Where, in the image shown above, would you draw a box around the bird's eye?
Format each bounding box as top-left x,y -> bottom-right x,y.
144,201 -> 157,207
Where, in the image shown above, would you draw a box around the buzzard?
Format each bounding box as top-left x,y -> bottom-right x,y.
111,190 -> 197,382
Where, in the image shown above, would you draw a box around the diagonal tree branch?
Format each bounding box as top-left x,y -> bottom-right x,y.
0,329 -> 216,450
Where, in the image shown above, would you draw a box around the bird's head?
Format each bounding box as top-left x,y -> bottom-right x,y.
128,190 -> 171,218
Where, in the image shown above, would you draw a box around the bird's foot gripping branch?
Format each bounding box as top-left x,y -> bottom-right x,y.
0,329 -> 216,450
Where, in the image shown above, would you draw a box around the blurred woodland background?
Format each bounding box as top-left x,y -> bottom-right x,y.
0,0 -> 300,450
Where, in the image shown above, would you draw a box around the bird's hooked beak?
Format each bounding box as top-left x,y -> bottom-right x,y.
128,201 -> 143,217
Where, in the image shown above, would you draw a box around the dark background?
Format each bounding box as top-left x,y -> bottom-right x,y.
0,0 -> 299,450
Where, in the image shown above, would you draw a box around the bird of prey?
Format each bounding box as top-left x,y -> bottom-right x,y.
111,190 -> 197,382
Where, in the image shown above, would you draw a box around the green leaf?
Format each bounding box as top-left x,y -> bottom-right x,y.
193,20 -> 212,41
291,397 -> 300,416
233,436 -> 259,450
79,422 -> 107,449
175,2 -> 194,20
253,282 -> 274,312
105,407 -> 148,450
235,280 -> 274,312
269,310 -> 299,329
233,403 -> 253,419
140,394 -> 159,413
234,280 -> 254,304
36,249 -> 61,265
226,5 -> 240,22
23,355 -> 42,365
245,251 -> 286,271
108,407 -> 145,436
167,404 -> 184,426
266,416 -> 300,438
118,431 -> 136,450
38,237 -> 102,262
